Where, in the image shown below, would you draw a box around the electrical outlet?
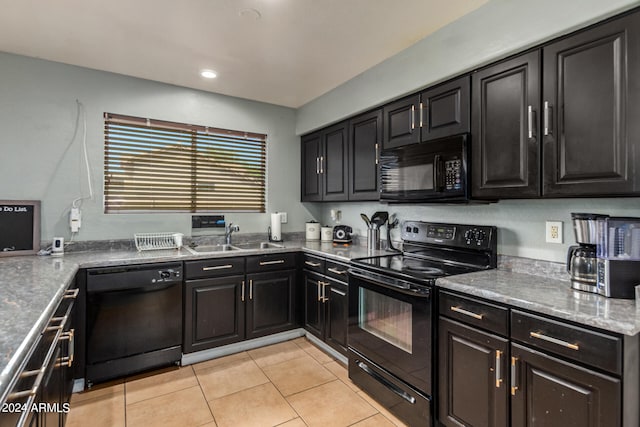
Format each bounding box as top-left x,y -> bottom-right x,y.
280,212 -> 287,223
545,220 -> 563,243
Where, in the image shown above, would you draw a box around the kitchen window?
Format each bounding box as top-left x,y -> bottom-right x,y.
103,113 -> 266,213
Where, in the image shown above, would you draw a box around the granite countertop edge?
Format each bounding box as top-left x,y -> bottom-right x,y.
436,270 -> 640,336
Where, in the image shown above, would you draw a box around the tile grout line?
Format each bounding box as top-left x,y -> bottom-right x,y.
190,364 -> 220,426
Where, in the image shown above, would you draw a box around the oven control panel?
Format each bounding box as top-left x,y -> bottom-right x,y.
401,221 -> 496,250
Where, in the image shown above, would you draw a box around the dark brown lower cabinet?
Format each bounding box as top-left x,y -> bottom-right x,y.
184,275 -> 246,353
438,317 -> 508,427
245,270 -> 296,340
510,343 -> 621,427
303,266 -> 348,356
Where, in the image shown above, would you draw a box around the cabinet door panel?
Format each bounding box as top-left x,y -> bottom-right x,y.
543,11 -> 640,196
348,110 -> 381,200
184,276 -> 245,353
383,95 -> 421,148
439,318 -> 508,427
326,280 -> 348,356
511,343 -> 620,427
323,121 -> 348,201
472,50 -> 540,198
246,270 -> 296,339
421,76 -> 470,141
301,132 -> 322,201
304,270 -> 324,339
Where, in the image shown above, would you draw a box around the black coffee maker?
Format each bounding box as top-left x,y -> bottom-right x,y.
567,213 -> 607,293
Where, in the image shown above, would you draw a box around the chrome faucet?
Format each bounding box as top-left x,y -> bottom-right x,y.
225,222 -> 240,246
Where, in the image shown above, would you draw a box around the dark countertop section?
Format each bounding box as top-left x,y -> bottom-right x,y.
0,240 -> 386,401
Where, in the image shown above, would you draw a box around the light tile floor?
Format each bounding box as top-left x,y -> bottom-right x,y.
66,337 -> 408,427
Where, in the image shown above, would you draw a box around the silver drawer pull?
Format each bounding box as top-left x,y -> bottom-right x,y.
450,306 -> 484,320
305,261 -> 321,267
495,350 -> 502,388
202,264 -> 234,271
530,331 -> 579,351
327,267 -> 347,275
64,288 -> 79,299
511,356 -> 519,396
259,260 -> 285,266
56,329 -> 75,368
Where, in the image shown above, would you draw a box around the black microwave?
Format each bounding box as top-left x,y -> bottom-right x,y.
380,134 -> 470,202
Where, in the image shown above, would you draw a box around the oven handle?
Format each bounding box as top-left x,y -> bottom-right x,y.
348,269 -> 431,299
356,360 -> 417,405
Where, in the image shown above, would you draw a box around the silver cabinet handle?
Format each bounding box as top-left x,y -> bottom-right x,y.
321,281 -> 330,302
495,350 -> 502,388
527,105 -> 534,139
375,143 -> 379,165
317,280 -> 322,302
511,356 -> 519,396
327,267 -> 347,275
411,105 -> 415,129
316,157 -> 320,174
259,260 -> 285,266
64,288 -> 79,299
543,101 -> 552,135
305,261 -> 321,267
56,329 -> 75,368
530,331 -> 579,350
202,264 -> 233,271
450,306 -> 484,320
249,279 -> 253,300
241,280 -> 245,302
419,102 -> 424,128
320,156 -> 324,174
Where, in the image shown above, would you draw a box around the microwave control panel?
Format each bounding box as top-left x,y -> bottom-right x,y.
444,159 -> 462,191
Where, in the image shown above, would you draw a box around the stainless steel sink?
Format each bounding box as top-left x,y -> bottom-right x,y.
232,241 -> 284,250
185,244 -> 239,254
185,241 -> 283,254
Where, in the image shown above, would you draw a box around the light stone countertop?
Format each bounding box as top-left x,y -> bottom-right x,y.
437,270 -> 640,336
0,240 -> 387,402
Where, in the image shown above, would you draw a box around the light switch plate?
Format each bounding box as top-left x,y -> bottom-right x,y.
280,212 -> 287,223
545,221 -> 563,244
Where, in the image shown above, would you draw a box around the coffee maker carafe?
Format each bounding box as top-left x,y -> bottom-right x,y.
567,213 -> 605,293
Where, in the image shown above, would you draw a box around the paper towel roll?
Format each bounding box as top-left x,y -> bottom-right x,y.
270,213 -> 282,241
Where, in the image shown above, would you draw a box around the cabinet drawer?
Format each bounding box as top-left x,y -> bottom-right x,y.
185,257 -> 245,279
302,254 -> 325,273
325,260 -> 349,282
511,310 -> 622,375
439,291 -> 508,336
246,253 -> 296,273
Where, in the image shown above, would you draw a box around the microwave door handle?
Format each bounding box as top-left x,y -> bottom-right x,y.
433,154 -> 443,192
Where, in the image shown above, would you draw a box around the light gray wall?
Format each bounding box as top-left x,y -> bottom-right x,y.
319,199 -> 640,263
296,0 -> 640,134
0,52 -> 314,242
298,0 -> 640,263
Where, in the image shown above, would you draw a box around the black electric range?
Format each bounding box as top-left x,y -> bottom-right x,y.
348,220 -> 497,427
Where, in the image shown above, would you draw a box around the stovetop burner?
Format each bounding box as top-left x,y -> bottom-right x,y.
350,220 -> 497,285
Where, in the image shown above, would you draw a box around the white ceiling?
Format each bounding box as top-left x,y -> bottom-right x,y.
0,0 -> 488,108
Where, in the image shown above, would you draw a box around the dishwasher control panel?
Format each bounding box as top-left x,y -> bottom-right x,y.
155,269 -> 181,283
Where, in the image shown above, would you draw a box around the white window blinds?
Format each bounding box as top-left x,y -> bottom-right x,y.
104,113 -> 266,213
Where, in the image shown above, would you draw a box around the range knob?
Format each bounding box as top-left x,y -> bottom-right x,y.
159,271 -> 171,279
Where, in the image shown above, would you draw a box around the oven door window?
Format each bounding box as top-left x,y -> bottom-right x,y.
359,287 -> 412,353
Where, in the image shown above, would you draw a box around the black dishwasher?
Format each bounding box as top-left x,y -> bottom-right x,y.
85,262 -> 182,386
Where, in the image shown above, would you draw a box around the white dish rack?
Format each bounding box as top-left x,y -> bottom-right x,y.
134,232 -> 184,251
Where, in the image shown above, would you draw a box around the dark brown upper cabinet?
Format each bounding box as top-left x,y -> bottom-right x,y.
472,50 -> 541,199
542,10 -> 640,197
348,109 -> 382,200
383,76 -> 470,149
301,121 -> 348,202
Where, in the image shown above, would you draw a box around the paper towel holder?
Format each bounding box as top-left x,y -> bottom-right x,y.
268,212 -> 283,242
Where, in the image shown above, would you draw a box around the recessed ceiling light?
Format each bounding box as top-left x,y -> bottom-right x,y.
200,69 -> 217,79
239,8 -> 261,20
